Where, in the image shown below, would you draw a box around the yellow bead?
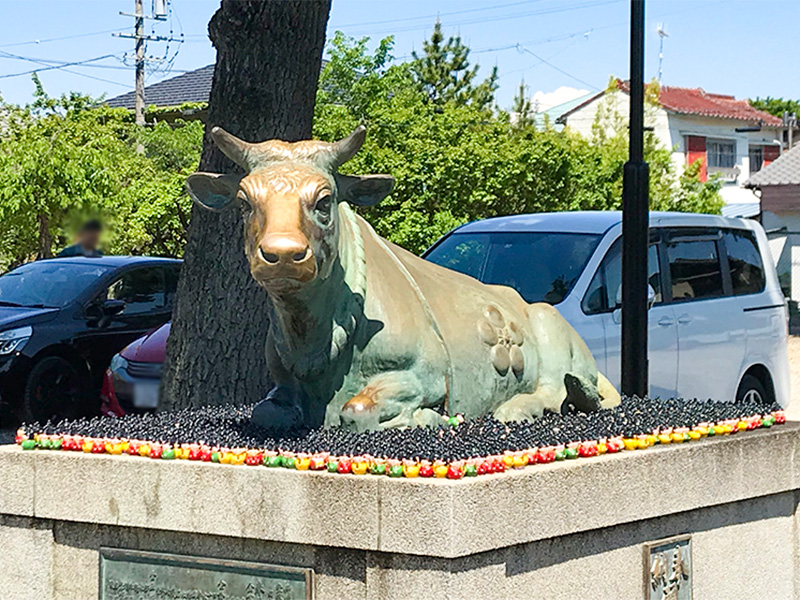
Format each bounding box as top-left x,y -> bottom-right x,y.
623,438 -> 638,451
434,464 -> 449,478
688,430 -> 701,440
597,443 -> 607,454
403,463 -> 421,478
296,457 -> 311,471
670,433 -> 684,443
658,434 -> 672,444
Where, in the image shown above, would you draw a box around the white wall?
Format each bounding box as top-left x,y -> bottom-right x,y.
561,90 -> 782,208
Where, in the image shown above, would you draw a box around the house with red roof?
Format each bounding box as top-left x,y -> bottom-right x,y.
557,81 -> 784,216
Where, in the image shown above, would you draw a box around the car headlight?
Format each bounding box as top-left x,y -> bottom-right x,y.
109,354 -> 129,374
0,325 -> 32,355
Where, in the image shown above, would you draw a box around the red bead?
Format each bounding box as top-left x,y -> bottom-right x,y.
419,464 -> 434,478
337,459 -> 352,474
446,465 -> 464,479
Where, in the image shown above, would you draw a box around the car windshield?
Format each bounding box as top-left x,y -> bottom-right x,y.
0,261 -> 113,308
425,231 -> 601,304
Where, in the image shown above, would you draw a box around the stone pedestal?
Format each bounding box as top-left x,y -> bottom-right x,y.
2,424 -> 800,599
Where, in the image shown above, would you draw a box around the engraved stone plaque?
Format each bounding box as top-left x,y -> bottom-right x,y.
99,547 -> 313,600
644,535 -> 691,600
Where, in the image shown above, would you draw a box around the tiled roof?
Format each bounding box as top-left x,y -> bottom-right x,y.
746,144 -> 800,187
617,80 -> 782,126
106,64 -> 214,109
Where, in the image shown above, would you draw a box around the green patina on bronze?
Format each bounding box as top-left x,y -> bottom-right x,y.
187,126 -> 620,431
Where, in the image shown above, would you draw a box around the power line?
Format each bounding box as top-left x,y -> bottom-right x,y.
330,0 -> 543,29
0,29 -> 119,49
516,44 -> 600,90
0,52 -> 119,79
343,0 -> 621,36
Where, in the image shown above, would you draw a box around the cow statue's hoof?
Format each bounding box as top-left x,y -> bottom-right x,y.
251,388 -> 303,432
341,394 -> 380,432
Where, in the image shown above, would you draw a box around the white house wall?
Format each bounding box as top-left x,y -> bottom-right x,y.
562,91 -> 782,208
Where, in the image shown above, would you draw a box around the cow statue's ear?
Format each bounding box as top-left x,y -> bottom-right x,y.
337,174 -> 395,207
186,173 -> 242,212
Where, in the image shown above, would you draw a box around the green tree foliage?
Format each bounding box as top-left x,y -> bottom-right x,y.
512,80 -> 534,130
0,78 -> 202,269
315,35 -> 722,254
410,20 -> 498,110
749,96 -> 800,118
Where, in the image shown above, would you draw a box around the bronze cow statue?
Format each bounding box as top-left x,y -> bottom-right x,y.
187,125 -> 620,431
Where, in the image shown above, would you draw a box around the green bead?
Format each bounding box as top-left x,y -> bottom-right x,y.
40,439 -> 52,450
52,439 -> 62,450
161,449 -> 175,460
21,439 -> 36,451
327,461 -> 338,472
555,449 -> 566,461
370,463 -> 386,475
267,455 -> 283,468
448,416 -> 460,427
464,464 -> 477,477
283,457 -> 296,469
683,433 -> 690,441
565,448 -> 578,460
708,427 -> 716,436
762,418 -> 773,428
211,451 -> 220,463
389,464 -> 404,478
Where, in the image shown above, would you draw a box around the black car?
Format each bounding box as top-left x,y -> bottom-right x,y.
0,256 -> 181,423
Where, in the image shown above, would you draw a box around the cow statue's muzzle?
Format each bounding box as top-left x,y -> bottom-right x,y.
254,233 -> 317,284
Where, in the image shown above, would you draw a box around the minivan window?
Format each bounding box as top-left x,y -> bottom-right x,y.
667,238 -> 724,302
724,230 -> 765,295
425,232 -> 601,304
583,239 -> 662,314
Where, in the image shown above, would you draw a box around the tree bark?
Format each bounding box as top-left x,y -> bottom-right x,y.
36,213 -> 52,259
160,0 -> 331,411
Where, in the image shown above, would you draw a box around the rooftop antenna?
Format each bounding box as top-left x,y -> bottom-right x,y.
657,23 -> 669,83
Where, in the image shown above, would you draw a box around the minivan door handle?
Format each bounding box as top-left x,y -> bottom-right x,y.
658,316 -> 674,327
677,313 -> 692,325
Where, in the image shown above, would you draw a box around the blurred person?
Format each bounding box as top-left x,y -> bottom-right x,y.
57,219 -> 104,258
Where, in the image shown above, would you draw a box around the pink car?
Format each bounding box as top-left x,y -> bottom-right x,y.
101,322 -> 170,417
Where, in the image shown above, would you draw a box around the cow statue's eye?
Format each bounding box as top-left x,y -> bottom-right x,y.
237,191 -> 252,215
315,194 -> 333,224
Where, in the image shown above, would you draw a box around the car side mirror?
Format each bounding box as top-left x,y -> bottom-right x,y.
614,284 -> 657,311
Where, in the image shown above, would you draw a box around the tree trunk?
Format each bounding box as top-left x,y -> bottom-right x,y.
160,0 -> 331,411
36,213 -> 52,259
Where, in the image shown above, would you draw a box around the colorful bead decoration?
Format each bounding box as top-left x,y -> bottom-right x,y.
12,399 -> 789,481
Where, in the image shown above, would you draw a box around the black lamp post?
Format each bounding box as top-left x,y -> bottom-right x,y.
621,0 -> 650,398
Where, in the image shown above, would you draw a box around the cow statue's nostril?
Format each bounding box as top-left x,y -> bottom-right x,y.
259,247 -> 280,264
292,248 -> 309,262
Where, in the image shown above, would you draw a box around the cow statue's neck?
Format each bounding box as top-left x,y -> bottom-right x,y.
266,202 -> 366,381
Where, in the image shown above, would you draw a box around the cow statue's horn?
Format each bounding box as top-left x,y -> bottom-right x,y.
331,125 -> 366,168
210,126 -> 264,172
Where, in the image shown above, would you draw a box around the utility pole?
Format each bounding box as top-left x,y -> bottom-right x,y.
134,0 -> 145,126
621,0 -> 650,399
114,0 -> 181,135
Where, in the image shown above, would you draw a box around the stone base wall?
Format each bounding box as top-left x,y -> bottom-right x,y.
2,425 -> 800,599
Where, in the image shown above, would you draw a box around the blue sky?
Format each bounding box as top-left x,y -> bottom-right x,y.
0,0 -> 797,110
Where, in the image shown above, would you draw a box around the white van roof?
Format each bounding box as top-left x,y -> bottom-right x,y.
456,211 -> 756,236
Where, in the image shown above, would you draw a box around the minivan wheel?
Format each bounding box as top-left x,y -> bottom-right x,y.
735,374 -> 769,406
22,357 -> 85,423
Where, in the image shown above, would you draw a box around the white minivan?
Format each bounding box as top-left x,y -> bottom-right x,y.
425,211 -> 789,406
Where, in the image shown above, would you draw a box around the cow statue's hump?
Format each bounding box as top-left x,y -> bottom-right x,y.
186,125 -> 621,431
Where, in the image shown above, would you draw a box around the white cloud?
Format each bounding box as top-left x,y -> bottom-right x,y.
530,86 -> 589,112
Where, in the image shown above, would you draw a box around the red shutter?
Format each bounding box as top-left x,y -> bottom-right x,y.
686,135 -> 707,182
764,145 -> 780,167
